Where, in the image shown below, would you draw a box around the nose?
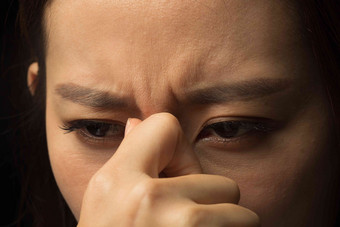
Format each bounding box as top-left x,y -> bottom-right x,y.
133,87 -> 182,120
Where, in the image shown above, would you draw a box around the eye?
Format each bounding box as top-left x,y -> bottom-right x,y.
61,120 -> 125,144
197,120 -> 274,143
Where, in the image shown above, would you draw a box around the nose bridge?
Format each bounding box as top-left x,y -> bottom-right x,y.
133,76 -> 181,119
126,38 -> 200,119
124,55 -> 179,118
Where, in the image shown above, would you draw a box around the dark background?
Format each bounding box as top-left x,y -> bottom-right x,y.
0,0 -> 22,226
0,1 -> 339,226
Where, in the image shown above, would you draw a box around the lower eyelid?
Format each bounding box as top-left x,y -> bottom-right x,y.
200,135 -> 243,144
79,127 -> 124,139
200,129 -> 257,141
75,129 -> 123,147
196,130 -> 271,151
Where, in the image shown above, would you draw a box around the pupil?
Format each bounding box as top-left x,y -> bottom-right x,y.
86,123 -> 110,137
210,122 -> 239,138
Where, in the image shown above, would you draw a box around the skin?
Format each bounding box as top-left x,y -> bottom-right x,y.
27,0 -> 339,226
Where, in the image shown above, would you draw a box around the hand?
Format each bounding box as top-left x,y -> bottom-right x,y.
77,113 -> 260,227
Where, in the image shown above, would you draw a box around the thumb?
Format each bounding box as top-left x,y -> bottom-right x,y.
104,113 -> 202,178
124,118 -> 142,136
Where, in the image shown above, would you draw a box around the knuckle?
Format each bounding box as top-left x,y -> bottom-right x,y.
182,206 -> 206,226
133,180 -> 167,207
87,172 -> 112,194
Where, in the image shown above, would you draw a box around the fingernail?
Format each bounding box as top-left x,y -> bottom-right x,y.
125,118 -> 131,136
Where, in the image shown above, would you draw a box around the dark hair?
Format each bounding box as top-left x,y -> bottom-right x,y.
9,0 -> 340,226
9,0 -> 77,226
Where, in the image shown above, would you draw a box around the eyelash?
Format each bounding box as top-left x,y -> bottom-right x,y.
60,119 -> 275,146
196,120 -> 274,144
61,120 -> 125,145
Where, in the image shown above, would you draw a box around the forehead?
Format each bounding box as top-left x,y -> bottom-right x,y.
45,0 -> 303,93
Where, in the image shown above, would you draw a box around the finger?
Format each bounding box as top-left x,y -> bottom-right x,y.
104,113 -> 202,178
179,204 -> 260,227
162,174 -> 240,204
124,118 -> 142,136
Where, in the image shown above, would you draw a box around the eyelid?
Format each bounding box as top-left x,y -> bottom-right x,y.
61,119 -> 125,131
199,117 -> 275,131
60,119 -> 126,146
196,117 -> 280,145
77,126 -> 124,144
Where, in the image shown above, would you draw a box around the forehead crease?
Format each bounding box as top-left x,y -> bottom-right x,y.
46,0 -> 299,55
46,1 -> 225,45
45,0 -> 303,93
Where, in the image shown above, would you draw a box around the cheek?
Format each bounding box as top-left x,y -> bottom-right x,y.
195,108 -> 334,225
197,141 -> 330,224
46,107 -> 112,220
47,148 -> 98,220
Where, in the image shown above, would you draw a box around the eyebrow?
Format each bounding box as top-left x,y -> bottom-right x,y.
183,78 -> 291,105
55,83 -> 129,109
55,78 -> 291,109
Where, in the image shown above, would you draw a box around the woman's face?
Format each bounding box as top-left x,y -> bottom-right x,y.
38,0 -> 337,226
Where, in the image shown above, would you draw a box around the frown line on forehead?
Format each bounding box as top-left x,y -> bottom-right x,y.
54,78 -> 291,110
